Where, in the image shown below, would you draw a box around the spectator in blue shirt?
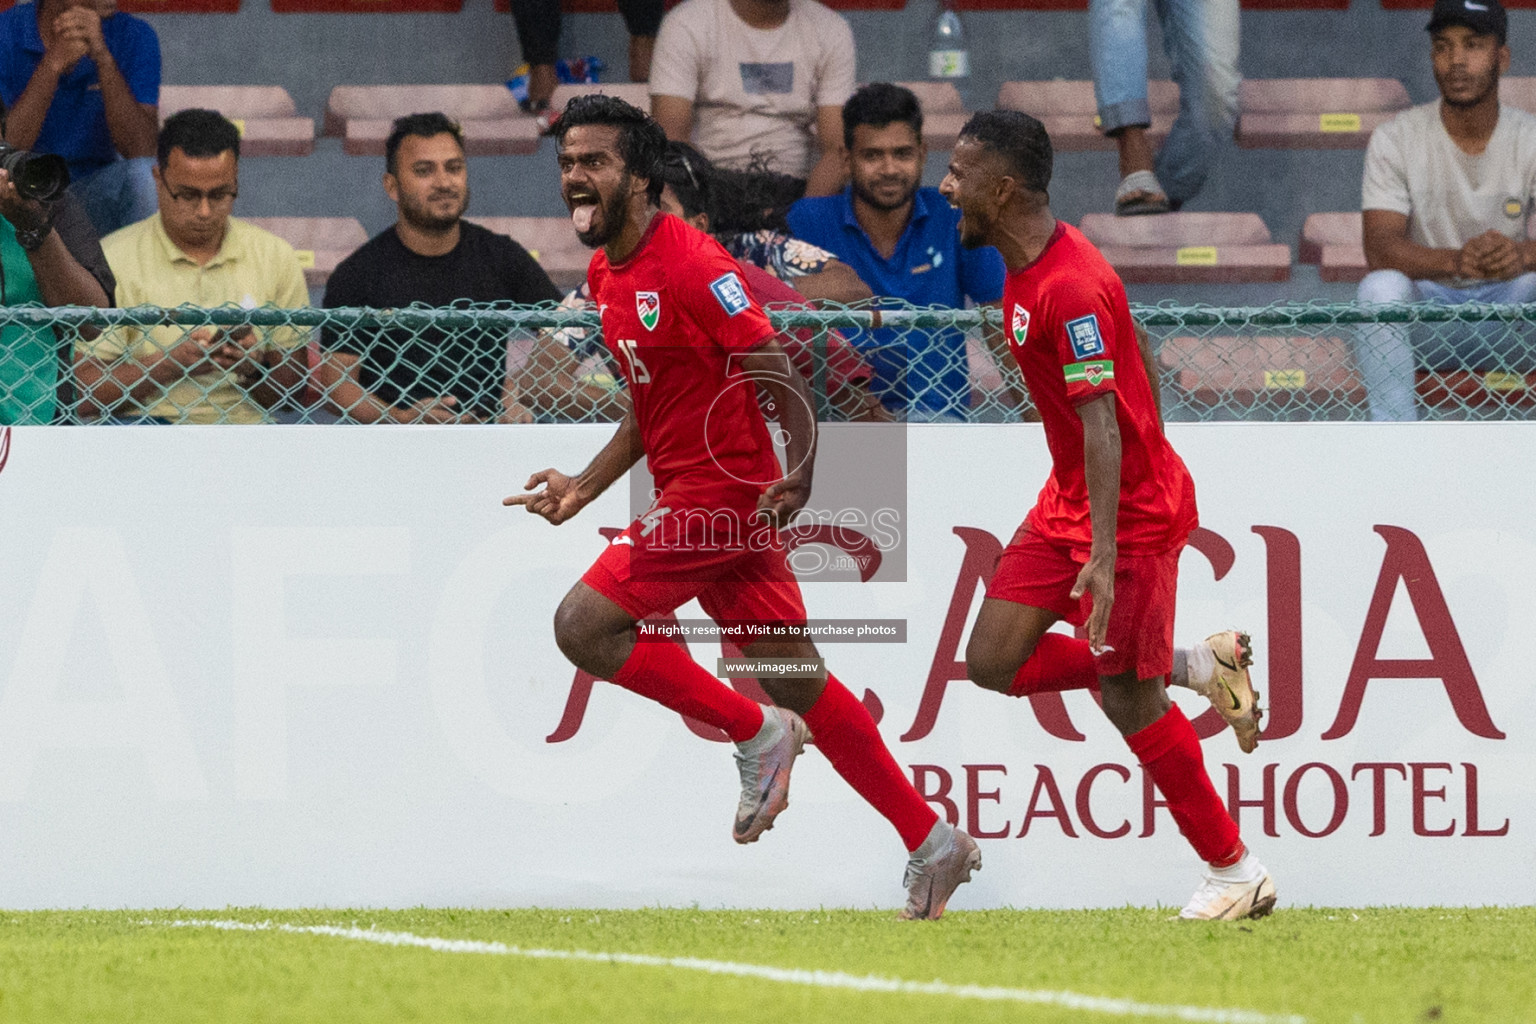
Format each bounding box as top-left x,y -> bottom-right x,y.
787,82 -> 1007,420
0,0 -> 160,237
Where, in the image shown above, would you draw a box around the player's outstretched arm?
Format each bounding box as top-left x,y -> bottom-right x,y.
1071,393 -> 1121,652
503,408 -> 644,524
745,339 -> 818,528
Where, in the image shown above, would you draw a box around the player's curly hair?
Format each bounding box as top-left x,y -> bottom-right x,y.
549,94 -> 667,204
706,157 -> 807,235
658,141 -> 714,221
958,110 -> 1053,195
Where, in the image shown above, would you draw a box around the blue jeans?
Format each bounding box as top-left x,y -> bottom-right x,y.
1354,269 -> 1536,421
1089,0 -> 1240,205
68,156 -> 158,237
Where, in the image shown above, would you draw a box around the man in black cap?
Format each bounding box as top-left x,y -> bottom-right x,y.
1355,0 -> 1536,420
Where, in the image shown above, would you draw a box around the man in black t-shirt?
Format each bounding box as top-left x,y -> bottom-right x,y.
320,112 -> 564,423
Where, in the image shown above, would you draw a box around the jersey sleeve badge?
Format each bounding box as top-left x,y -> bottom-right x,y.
709,272 -> 752,316
1064,360 -> 1115,386
1011,305 -> 1030,346
1065,313 -> 1105,359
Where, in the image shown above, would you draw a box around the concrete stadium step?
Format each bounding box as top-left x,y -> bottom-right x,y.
242,217 -> 369,288
1079,212 -> 1291,284
1236,78 -> 1411,149
324,85 -> 541,156
995,80 -> 1177,151
160,86 -> 316,157
467,216 -> 589,291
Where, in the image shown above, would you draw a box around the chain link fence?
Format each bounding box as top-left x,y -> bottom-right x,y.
3,300 -> 1535,425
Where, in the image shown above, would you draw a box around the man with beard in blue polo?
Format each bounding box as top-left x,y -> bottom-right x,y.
787,83 -> 1006,421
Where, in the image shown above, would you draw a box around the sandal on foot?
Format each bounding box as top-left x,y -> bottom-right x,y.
1114,169 -> 1171,216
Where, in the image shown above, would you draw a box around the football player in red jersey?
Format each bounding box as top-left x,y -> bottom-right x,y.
939,110 -> 1275,920
505,95 -> 980,919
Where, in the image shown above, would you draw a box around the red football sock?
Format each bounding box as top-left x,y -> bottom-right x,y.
1007,632 -> 1101,697
802,675 -> 939,852
1125,704 -> 1244,867
611,641 -> 764,744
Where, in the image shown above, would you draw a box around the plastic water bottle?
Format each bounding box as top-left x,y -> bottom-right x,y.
928,0 -> 970,107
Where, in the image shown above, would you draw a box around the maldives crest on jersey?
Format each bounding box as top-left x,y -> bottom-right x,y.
636,291 -> 661,331
1010,305 -> 1030,346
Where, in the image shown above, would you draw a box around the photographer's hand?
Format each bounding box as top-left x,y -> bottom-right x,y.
0,170 -> 52,233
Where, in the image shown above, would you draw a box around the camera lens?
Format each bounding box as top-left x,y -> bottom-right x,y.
0,146 -> 71,203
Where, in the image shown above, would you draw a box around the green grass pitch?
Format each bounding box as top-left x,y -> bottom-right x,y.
0,907 -> 1530,1023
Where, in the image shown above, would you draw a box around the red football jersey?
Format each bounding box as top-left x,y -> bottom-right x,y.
587,213 -> 782,511
1004,222 -> 1197,556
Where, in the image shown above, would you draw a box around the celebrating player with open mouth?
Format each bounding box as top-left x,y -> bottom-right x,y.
939,111 -> 1276,920
505,95 -> 980,919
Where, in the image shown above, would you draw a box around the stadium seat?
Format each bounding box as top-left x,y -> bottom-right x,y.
1416,369 -> 1536,411
467,216 -> 590,291
1078,212 -> 1291,283
272,0 -> 460,10
1239,0 -> 1347,7
1160,335 -> 1365,409
160,86 -> 315,157
323,86 -> 541,157
952,0 -> 1085,8
1298,212 -> 1368,283
1236,78 -> 1410,149
242,217 -> 369,288
996,80 -> 1177,151
888,81 -> 968,151
549,82 -> 652,113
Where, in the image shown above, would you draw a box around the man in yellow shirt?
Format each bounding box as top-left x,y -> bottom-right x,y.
75,108 -> 308,423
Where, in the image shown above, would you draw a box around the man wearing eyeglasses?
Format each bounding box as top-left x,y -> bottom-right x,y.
74,108 -> 309,424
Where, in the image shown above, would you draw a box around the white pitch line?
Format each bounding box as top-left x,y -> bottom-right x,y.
151,918 -> 1305,1024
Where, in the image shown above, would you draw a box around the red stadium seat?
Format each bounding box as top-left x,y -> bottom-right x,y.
160,86 -> 315,156
324,86 -> 541,156
1240,0 -> 1347,8
272,0 -> 460,10
549,82 -> 652,112
1416,370 -> 1536,410
1236,78 -> 1410,149
467,216 -> 591,291
1382,0 -> 1536,8
996,80 -> 1177,151
1161,336 -> 1365,408
952,0 -> 1084,8
1300,212 -> 1368,283
242,217 -> 369,288
1078,212 -> 1291,284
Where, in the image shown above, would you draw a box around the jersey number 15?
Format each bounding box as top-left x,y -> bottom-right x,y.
616,339 -> 652,385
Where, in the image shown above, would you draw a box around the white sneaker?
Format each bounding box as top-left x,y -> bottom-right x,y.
898,821 -> 981,921
1190,631 -> 1263,754
1180,868 -> 1278,921
731,707 -> 809,844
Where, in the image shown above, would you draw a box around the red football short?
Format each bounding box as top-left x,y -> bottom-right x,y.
581,504 -> 807,636
986,523 -> 1181,681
